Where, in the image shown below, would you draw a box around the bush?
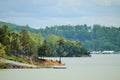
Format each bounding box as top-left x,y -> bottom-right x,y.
0,43 -> 6,58
0,62 -> 8,69
6,56 -> 29,64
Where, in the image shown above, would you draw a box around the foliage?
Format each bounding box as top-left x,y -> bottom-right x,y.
0,62 -> 8,69
0,23 -> 90,66
57,38 -> 65,63
0,25 -> 11,55
1,21 -> 120,51
6,56 -> 29,64
38,43 -> 52,58
10,31 -> 21,55
39,24 -> 120,51
0,23 -> 91,59
0,43 -> 6,58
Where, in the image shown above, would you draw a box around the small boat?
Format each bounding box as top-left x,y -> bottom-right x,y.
53,66 -> 67,69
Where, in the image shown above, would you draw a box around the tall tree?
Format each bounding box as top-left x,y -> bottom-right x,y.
38,43 -> 52,59
19,29 -> 31,56
11,31 -> 21,55
57,38 -> 64,63
0,25 -> 11,55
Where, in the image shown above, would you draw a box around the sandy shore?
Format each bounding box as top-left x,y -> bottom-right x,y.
0,59 -> 37,68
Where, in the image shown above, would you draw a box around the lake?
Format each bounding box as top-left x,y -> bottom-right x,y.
0,54 -> 120,80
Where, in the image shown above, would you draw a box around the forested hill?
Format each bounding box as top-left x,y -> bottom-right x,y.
0,21 -> 39,33
39,25 -> 120,51
0,21 -> 120,51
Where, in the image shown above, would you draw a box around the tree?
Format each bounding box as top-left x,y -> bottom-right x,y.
57,38 -> 64,63
19,29 -> 31,56
0,25 -> 11,55
29,33 -> 44,47
11,31 -> 21,55
0,43 -> 6,58
45,34 -> 61,56
38,43 -> 52,59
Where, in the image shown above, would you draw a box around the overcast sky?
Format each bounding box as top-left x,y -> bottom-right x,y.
0,0 -> 120,28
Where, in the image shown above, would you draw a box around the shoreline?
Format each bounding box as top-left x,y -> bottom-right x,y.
0,58 -> 63,69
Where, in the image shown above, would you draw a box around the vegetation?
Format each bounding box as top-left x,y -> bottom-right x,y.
0,24 -> 90,58
0,43 -> 6,58
1,21 -> 120,68
0,22 -> 91,68
0,62 -> 8,69
38,43 -> 52,59
0,21 -> 119,51
6,56 -> 29,64
39,25 -> 120,51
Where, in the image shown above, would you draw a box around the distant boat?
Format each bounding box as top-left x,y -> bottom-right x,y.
53,66 -> 67,69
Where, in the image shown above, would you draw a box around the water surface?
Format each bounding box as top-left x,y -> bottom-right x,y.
0,54 -> 120,80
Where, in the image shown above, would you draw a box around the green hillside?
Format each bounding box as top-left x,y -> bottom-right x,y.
0,21 -> 120,51
0,21 -> 39,33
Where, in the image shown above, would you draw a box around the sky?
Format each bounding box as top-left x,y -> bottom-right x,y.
0,0 -> 120,28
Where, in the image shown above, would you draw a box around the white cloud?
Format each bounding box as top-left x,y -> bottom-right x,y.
0,0 -> 120,28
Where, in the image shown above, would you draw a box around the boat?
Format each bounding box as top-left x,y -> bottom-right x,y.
52,66 -> 67,69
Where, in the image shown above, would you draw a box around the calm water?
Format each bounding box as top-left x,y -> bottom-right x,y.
0,54 -> 120,80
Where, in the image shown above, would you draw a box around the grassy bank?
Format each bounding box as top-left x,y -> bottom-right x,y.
6,56 -> 29,64
0,55 -> 63,69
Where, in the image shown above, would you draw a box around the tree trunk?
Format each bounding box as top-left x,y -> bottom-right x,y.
59,56 -> 61,63
30,57 -> 33,64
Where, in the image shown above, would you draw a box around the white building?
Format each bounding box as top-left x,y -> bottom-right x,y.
102,51 -> 114,54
